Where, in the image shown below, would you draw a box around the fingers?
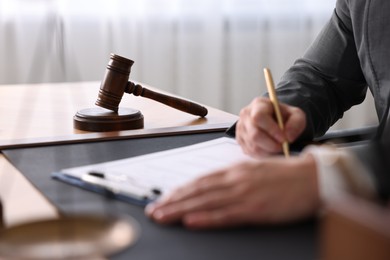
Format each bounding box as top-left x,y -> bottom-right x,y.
236,121 -> 281,157
146,182 -> 258,229
160,169 -> 227,204
145,169 -> 232,223
250,99 -> 286,142
146,188 -> 241,226
236,97 -> 306,157
145,163 -> 257,226
283,106 -> 306,142
236,98 -> 282,157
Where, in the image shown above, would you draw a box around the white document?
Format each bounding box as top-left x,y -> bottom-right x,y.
59,137 -> 253,201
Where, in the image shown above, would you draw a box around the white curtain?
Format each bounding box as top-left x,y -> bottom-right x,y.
0,0 -> 377,129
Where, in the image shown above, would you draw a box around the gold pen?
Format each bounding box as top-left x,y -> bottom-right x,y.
263,68 -> 290,158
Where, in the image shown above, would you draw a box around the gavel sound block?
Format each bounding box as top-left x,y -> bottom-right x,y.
74,54 -> 208,132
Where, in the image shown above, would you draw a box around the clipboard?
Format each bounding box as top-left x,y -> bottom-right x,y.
52,136 -> 252,206
52,171 -> 153,206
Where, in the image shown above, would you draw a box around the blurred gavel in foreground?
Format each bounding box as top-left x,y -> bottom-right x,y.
74,54 -> 208,132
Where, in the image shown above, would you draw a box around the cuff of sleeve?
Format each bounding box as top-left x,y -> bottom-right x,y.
303,145 -> 377,203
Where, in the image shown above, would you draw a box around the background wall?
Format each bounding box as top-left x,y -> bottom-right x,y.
0,0 -> 377,130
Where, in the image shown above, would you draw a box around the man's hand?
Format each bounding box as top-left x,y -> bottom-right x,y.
236,97 -> 306,158
145,154 -> 319,229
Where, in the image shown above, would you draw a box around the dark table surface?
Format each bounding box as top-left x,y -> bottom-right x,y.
3,132 -> 318,260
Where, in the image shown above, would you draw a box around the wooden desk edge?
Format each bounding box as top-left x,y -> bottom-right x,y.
0,123 -> 234,150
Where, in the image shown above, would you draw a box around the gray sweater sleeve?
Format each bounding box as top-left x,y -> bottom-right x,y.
275,2 -> 368,141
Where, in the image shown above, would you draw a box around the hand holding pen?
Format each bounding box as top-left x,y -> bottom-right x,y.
235,68 -> 307,158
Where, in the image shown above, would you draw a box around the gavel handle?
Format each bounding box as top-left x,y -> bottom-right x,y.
125,82 -> 208,117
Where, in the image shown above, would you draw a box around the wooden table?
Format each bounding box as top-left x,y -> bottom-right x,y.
0,81 -> 238,227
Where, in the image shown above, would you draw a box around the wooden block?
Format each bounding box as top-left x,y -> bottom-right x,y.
321,196 -> 390,260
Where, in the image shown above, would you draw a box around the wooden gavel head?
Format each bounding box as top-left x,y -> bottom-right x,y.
95,53 -> 134,112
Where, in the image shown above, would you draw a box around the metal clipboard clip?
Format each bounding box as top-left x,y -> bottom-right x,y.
81,172 -> 162,202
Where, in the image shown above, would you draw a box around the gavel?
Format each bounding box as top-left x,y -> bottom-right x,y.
74,54 -> 208,132
96,54 -> 208,117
